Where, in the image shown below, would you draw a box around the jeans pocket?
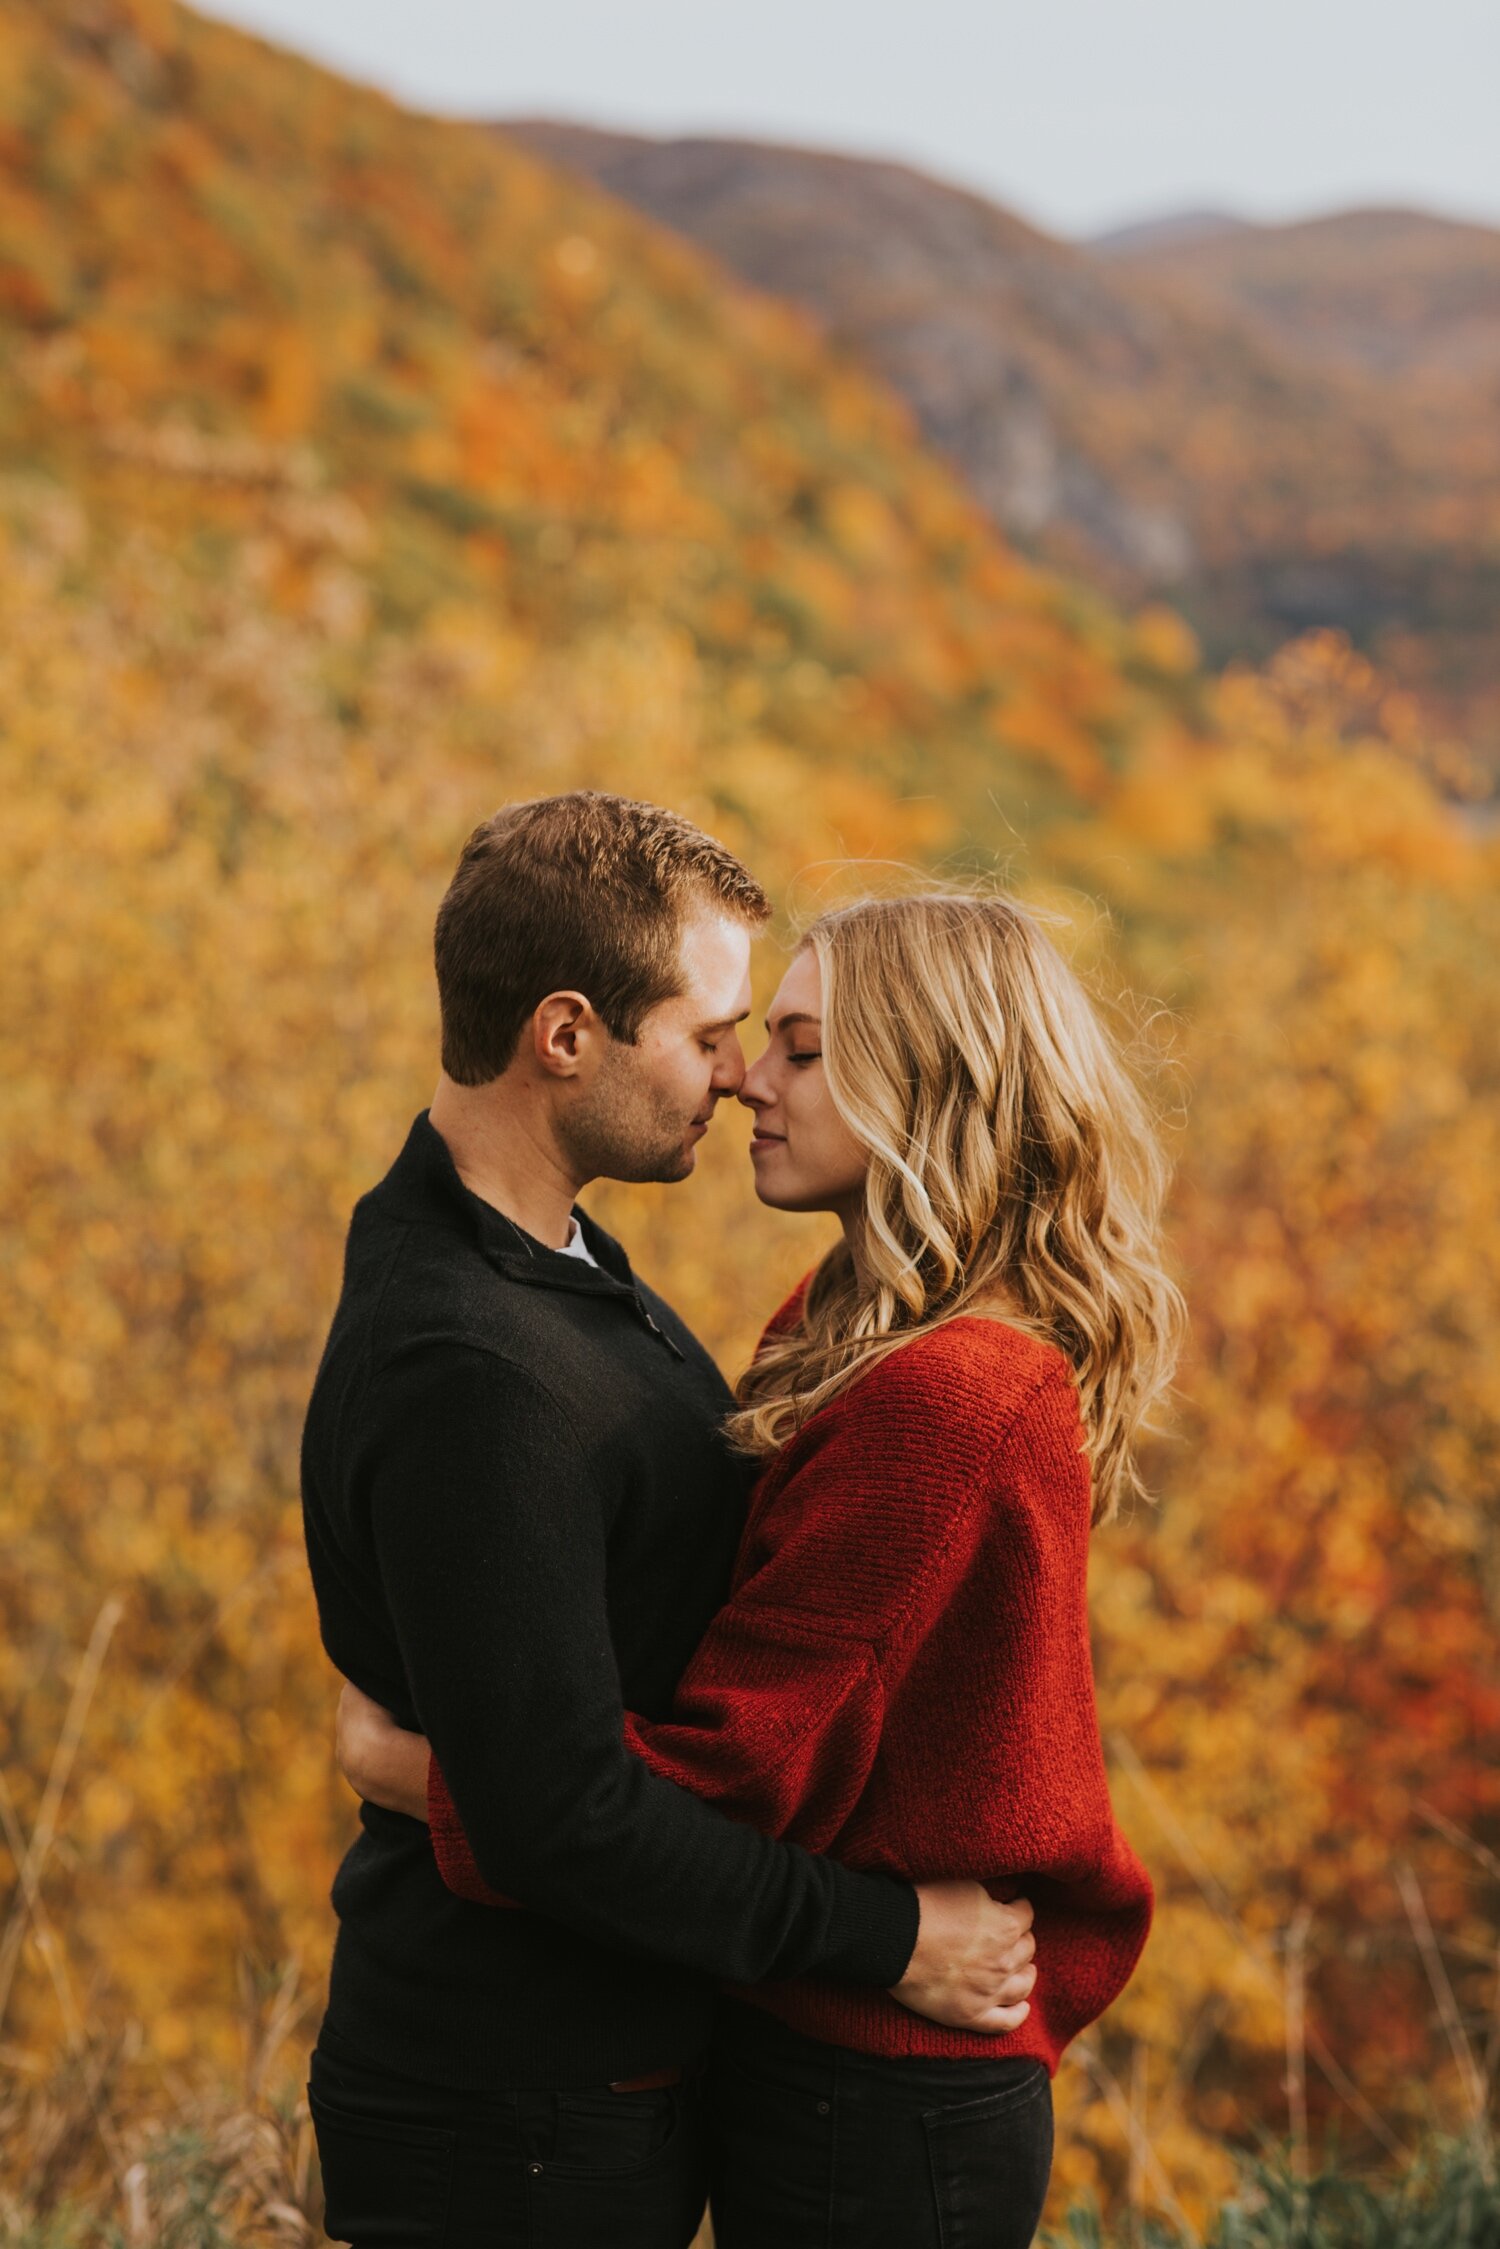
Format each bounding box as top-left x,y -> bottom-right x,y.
309,2086 -> 455,2246
529,2079 -> 707,2249
921,2066 -> 1053,2249
546,2084 -> 681,2175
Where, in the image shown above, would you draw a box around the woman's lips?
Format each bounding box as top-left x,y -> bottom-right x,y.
749,1130 -> 786,1153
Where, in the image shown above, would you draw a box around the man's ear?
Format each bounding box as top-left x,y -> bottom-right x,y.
531,991 -> 594,1078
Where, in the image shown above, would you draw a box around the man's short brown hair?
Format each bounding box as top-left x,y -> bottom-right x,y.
434,792 -> 772,1085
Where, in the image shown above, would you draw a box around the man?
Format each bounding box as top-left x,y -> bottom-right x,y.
300,792 -> 1036,2247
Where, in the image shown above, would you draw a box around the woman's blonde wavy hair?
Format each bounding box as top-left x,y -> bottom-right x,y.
726,891 -> 1185,1524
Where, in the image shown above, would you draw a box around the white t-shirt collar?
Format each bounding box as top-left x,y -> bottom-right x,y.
556,1216 -> 600,1269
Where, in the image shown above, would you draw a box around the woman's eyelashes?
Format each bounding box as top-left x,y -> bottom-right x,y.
788,1051 -> 821,1067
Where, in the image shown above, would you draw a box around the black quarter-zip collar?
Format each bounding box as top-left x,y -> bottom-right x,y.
371,1111 -> 683,1355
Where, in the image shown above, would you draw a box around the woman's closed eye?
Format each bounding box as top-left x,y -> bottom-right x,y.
788,1051 -> 822,1067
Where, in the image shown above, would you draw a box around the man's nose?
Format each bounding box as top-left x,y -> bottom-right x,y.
710,1034 -> 748,1096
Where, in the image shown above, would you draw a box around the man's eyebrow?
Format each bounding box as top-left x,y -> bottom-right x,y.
764,1011 -> 822,1034
695,1009 -> 751,1035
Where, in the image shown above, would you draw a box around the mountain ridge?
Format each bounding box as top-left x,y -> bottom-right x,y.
1105,203 -> 1500,382
1089,208 -> 1251,256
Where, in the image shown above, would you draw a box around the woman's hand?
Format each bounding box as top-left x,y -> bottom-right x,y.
336,1680 -> 431,1821
894,1882 -> 1037,2033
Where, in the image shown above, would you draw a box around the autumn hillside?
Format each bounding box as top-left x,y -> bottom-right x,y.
3,0 -> 1499,2236
502,123 -> 1500,774
0,0 -> 1193,847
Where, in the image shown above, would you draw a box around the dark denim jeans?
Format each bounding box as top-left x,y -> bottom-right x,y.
307,2030 -> 708,2248
707,1999 -> 1054,2249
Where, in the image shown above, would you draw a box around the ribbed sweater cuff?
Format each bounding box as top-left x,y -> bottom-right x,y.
817,1870 -> 921,1989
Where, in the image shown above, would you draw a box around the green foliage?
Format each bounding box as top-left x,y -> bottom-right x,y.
1048,2135 -> 1500,2248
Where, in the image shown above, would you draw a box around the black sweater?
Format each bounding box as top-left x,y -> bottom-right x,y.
300,1112 -> 920,2088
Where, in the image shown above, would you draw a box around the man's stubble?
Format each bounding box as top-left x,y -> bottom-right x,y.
555,1039 -> 702,1187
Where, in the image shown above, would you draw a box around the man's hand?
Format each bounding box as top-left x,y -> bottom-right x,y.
336,1680 -> 430,1821
893,1882 -> 1037,2034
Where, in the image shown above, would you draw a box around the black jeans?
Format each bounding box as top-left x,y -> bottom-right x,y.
707,1999 -> 1054,2249
307,2031 -> 708,2248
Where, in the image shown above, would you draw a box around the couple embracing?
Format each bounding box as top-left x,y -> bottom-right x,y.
300,790 -> 1180,2248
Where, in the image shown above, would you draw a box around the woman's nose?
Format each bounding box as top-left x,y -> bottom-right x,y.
738,1059 -> 771,1110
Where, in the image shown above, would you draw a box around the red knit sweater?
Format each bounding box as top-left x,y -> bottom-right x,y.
427,1284 -> 1154,2072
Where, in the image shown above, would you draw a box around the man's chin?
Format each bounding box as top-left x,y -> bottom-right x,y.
612,1143 -> 697,1187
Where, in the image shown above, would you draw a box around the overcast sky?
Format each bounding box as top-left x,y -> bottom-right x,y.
196,0 -> 1499,239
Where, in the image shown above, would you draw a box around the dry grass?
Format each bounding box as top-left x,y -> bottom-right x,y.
0,1963 -> 322,2249
1,1991 -> 1495,2249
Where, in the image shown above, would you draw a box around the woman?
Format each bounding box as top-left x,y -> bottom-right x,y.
340,890 -> 1182,2248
